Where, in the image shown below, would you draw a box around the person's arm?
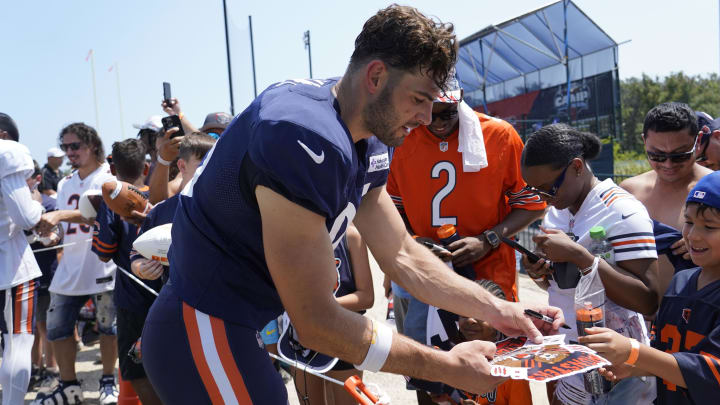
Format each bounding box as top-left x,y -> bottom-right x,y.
35,209 -> 92,235
354,186 -> 564,342
335,224 -> 374,312
450,208 -> 545,268
534,228 -> 659,316
2,171 -> 44,230
257,185 -> 506,394
162,98 -> 198,134
148,127 -> 183,204
580,327 -> 685,387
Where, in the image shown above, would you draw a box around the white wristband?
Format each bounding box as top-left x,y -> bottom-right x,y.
156,155 -> 172,166
354,319 -> 393,372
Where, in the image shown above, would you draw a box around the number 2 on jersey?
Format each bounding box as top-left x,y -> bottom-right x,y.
66,194 -> 91,234
431,161 -> 457,227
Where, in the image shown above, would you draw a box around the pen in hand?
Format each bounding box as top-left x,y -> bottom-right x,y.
524,309 -> 571,330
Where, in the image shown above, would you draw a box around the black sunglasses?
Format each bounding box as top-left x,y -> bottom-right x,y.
59,142 -> 83,152
646,136 -> 697,163
431,109 -> 458,122
522,160 -> 574,199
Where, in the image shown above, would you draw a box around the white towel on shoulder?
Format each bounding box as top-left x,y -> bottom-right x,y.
456,101 -> 488,172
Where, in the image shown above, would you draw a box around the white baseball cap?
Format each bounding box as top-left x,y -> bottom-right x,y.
47,147 -> 65,158
133,115 -> 163,132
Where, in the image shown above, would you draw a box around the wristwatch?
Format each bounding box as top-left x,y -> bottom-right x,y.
483,230 -> 500,249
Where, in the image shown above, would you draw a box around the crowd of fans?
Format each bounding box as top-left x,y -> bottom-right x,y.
2,4 -> 720,405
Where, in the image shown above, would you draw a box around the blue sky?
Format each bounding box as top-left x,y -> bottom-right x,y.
2,0 -> 718,164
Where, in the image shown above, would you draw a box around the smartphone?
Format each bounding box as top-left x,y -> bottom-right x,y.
501,236 -> 543,264
421,241 -> 451,255
161,115 -> 184,138
163,82 -> 172,107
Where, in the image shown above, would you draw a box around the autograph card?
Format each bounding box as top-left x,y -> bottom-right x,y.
490,335 -> 610,382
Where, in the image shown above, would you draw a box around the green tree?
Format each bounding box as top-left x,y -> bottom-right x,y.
619,72 -> 720,154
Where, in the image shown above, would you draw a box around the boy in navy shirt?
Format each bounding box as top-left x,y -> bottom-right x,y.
582,170 -> 720,404
90,139 -> 161,404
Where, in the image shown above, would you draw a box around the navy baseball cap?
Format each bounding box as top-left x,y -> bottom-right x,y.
687,171 -> 720,209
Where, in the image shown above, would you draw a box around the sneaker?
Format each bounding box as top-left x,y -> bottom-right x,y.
98,377 -> 119,405
38,370 -> 60,392
31,382 -> 84,405
28,366 -> 42,391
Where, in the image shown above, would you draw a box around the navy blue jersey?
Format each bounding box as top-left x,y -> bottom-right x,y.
652,267 -> 720,404
169,78 -> 390,329
92,188 -> 161,313
334,236 -> 355,299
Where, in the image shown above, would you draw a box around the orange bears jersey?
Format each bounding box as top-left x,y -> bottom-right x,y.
387,112 -> 545,300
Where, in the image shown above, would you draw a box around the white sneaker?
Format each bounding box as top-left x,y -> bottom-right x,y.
98,380 -> 119,405
31,382 -> 84,405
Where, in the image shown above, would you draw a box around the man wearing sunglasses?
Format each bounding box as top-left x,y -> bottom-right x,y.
387,76 -> 546,403
33,123 -> 120,405
621,102 -> 712,304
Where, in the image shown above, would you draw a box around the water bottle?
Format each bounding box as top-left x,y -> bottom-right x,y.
576,301 -> 612,395
588,226 -> 614,265
436,224 -> 476,280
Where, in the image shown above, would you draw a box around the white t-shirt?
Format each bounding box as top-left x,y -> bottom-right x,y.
50,163 -> 117,296
544,178 -> 657,404
0,140 -> 42,289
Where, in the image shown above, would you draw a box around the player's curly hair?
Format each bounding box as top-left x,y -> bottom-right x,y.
522,124 -> 601,169
349,4 -> 457,91
59,122 -> 106,164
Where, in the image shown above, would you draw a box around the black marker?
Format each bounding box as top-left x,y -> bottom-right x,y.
524,309 -> 571,330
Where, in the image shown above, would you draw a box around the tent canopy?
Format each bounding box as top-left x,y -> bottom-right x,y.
456,0 -> 617,95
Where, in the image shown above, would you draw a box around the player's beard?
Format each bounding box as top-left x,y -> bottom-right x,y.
362,85 -> 405,147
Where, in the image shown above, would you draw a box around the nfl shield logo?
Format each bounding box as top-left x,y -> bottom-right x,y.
682,308 -> 692,324
439,141 -> 448,152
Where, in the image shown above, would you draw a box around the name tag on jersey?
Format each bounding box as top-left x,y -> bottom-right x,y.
368,153 -> 389,173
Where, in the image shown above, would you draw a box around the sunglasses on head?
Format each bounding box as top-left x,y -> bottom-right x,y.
646,136 -> 697,163
522,160 -> 575,199
431,109 -> 458,122
59,142 -> 83,152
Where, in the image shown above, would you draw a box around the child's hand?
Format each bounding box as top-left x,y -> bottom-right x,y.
577,327 -> 632,365
598,364 -> 635,382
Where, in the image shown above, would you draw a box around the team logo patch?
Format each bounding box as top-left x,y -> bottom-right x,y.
368,153 -> 389,172
694,191 -> 706,199
682,308 -> 692,324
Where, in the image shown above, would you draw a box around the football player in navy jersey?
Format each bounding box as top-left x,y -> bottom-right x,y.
582,171 -> 720,405
142,5 -> 564,404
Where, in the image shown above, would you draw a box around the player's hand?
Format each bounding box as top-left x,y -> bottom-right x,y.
598,364 -> 635,382
671,239 -> 691,260
578,327 -> 632,365
132,258 -> 164,280
488,300 -> 564,344
156,127 -> 183,163
522,254 -> 553,280
35,211 -> 62,235
443,340 -> 505,395
447,236 -> 491,268
121,205 -> 151,227
415,236 -> 452,261
533,227 -> 585,263
161,97 -> 182,116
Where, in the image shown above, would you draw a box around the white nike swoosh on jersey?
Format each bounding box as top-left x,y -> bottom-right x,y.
297,140 -> 324,164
